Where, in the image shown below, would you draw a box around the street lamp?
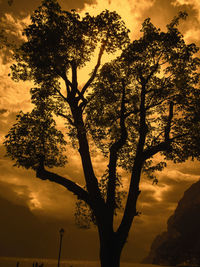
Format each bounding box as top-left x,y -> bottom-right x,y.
57,228 -> 65,267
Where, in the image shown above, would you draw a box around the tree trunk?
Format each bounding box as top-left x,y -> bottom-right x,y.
99,232 -> 124,267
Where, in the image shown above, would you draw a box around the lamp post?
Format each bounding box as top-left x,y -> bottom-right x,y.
57,228 -> 64,267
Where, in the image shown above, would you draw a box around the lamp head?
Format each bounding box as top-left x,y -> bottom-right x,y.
59,228 -> 65,236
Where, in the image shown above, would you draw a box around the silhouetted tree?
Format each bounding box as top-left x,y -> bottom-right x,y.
4,1 -> 200,266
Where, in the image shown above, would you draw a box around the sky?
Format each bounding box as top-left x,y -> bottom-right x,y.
0,0 -> 200,263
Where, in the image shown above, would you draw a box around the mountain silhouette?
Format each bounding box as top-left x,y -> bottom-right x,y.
143,179 -> 200,266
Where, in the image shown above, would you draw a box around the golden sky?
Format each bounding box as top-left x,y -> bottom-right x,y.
0,0 -> 200,263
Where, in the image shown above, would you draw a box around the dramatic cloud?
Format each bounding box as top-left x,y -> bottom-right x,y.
0,0 -> 97,20
173,0 -> 200,21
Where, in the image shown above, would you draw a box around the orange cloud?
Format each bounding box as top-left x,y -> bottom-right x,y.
173,0 -> 200,21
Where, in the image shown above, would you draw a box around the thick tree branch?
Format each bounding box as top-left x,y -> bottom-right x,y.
58,71 -> 72,97
81,41 -> 106,96
106,79 -> 128,223
143,132 -> 188,160
116,158 -> 142,242
116,77 -> 149,240
69,103 -> 104,207
36,164 -> 91,205
69,61 -> 88,110
77,90 -> 88,111
58,71 -> 73,91
71,60 -> 78,97
143,141 -> 170,160
137,80 -> 148,150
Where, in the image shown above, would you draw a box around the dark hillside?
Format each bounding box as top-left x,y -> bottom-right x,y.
143,179 -> 200,266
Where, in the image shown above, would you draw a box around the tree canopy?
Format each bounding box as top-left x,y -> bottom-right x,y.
87,12 -> 200,173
